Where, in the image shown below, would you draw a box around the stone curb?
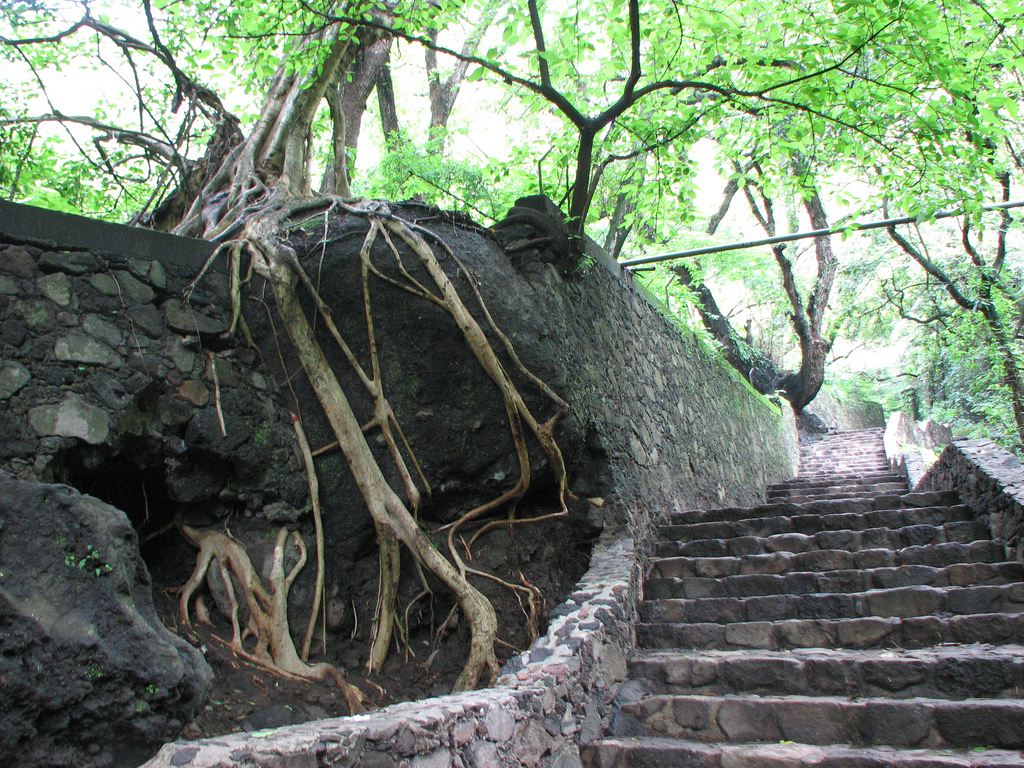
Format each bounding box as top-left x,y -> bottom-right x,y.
141,532 -> 638,768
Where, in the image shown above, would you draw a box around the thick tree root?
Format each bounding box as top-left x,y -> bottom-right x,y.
178,523 -> 365,714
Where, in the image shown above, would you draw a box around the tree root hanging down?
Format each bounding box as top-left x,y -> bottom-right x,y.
183,196 -> 571,692
178,523 -> 365,714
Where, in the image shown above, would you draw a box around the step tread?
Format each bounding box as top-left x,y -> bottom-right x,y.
645,561 -> 1024,598
671,491 -> 963,524
658,511 -> 983,546
636,611 -> 1024,651
628,646 -> 1024,698
640,582 -> 1024,624
651,540 -> 1008,575
621,693 -> 1024,748
584,737 -> 1024,768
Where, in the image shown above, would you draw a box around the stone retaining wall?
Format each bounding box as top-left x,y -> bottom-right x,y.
144,533 -> 634,768
916,438 -> 1024,562
0,202 -> 799,767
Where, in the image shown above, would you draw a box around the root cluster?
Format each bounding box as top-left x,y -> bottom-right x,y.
179,197 -> 570,698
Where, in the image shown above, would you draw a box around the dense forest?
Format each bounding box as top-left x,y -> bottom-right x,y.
2,0 -> 1023,452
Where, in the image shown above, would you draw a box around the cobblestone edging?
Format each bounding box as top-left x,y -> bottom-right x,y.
916,438 -> 1024,562
142,531 -> 637,768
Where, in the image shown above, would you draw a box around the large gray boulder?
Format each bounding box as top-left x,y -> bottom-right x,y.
0,476 -> 213,768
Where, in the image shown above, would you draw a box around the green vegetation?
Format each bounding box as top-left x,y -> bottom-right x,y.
4,0 -> 1019,449
64,544 -> 114,577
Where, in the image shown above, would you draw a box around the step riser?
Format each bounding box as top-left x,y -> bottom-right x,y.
660,509 -> 979,544
772,471 -> 907,486
583,739 -> 1024,768
637,613 -> 1024,652
641,583 -> 1024,624
654,540 -> 1006,568
670,491 -> 963,525
622,695 -> 1024,750
629,653 -> 1024,700
645,562 -> 1024,599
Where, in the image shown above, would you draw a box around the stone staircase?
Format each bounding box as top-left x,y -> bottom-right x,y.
586,427 -> 1024,767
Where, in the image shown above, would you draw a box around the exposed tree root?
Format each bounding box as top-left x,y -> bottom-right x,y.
291,413 -> 326,661
181,195 -> 571,693
178,523 -> 365,714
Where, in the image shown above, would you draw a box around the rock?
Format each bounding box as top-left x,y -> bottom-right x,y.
82,313 -> 124,348
0,361 -> 30,399
112,270 -> 156,304
0,246 -> 37,278
53,330 -> 122,367
128,304 -> 166,338
28,392 -> 111,444
919,419 -> 952,451
39,250 -> 102,275
163,298 -> 228,336
0,476 -> 213,767
37,272 -> 73,306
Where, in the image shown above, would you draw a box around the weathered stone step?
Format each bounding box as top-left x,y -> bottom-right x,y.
636,611 -> 1024,651
653,540 -> 1006,571
770,471 -> 906,489
800,455 -> 891,467
628,646 -> 1024,699
620,694 -> 1024,749
670,491 -> 963,525
765,488 -> 908,504
658,505 -> 979,545
584,737 -> 1024,768
799,458 -> 890,469
645,561 -> 1024,599
768,481 -> 907,498
641,583 -> 1024,625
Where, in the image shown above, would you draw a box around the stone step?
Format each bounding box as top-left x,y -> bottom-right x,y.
765,488 -> 908,504
658,505 -> 979,545
628,646 -> 1024,699
645,561 -> 1024,599
799,466 -> 894,477
583,738 -> 1024,768
619,694 -> 1024,749
650,541 -> 1007,582
636,611 -> 1024,651
654,539 -> 1006,569
800,456 -> 891,467
640,583 -> 1024,625
770,471 -> 907,489
670,491 -> 963,525
768,482 -> 905,495
767,483 -> 908,500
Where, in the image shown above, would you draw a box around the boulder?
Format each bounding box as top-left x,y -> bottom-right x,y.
0,475 -> 213,768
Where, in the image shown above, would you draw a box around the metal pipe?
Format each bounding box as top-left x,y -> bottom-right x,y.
619,199 -> 1024,267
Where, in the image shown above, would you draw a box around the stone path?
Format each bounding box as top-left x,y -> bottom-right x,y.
585,427 -> 1024,767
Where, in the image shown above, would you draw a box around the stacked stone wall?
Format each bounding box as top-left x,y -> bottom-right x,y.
917,438 -> 1024,563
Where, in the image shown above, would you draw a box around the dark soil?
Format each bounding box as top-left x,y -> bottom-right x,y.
145,499 -> 594,741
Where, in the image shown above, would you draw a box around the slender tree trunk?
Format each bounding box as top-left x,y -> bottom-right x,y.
376,53 -> 402,151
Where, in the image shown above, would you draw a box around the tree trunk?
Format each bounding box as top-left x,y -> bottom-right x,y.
672,264 -> 781,394
320,35 -> 393,193
376,53 -> 402,151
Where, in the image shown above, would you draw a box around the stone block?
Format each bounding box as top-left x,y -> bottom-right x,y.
28,392 -> 110,445
776,699 -> 854,745
856,701 -> 932,748
717,700 -> 780,743
724,622 -> 773,649
835,617 -> 896,649
865,586 -> 943,618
